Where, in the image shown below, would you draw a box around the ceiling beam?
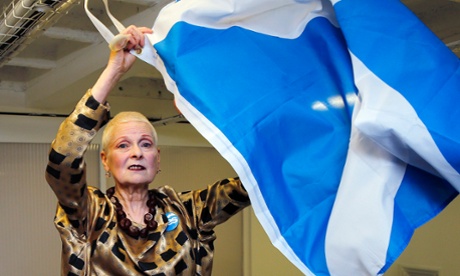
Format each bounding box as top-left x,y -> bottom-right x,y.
6,57 -> 57,69
447,39 -> 460,49
43,27 -> 103,43
0,80 -> 26,93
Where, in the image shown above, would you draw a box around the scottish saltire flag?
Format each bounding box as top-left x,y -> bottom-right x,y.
86,0 -> 460,274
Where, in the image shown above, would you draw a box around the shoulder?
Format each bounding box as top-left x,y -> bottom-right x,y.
87,186 -> 107,198
86,186 -> 112,208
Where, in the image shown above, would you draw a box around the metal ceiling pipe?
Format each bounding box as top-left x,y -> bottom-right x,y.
0,0 -> 78,66
0,0 -> 40,61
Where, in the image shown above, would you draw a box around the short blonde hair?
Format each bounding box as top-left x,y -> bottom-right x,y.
102,111 -> 158,151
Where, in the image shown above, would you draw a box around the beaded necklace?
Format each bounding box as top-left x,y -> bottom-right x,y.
106,187 -> 159,238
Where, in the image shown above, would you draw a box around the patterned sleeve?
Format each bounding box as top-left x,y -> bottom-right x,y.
180,177 -> 251,241
45,89 -> 110,235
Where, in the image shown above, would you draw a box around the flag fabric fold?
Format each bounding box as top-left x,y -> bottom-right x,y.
86,0 -> 459,274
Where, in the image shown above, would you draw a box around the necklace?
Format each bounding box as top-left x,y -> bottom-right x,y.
106,187 -> 159,238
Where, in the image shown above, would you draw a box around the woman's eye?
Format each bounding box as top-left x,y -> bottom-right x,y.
141,142 -> 152,148
117,143 -> 128,149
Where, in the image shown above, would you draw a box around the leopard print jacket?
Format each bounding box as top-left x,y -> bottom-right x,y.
45,90 -> 250,275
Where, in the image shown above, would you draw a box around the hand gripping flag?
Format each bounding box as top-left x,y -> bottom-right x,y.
86,0 -> 459,274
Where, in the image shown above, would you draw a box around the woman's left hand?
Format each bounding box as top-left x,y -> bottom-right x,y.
91,25 -> 153,103
107,26 -> 154,75
110,25 -> 153,52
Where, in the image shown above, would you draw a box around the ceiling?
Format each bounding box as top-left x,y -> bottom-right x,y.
0,0 -> 459,121
0,0 -> 177,121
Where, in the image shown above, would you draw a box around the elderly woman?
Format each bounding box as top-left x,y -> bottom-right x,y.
45,26 -> 250,275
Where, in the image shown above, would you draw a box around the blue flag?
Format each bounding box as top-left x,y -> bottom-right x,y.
88,0 -> 460,274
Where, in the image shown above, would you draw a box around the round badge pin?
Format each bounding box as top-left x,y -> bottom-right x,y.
165,212 -> 179,232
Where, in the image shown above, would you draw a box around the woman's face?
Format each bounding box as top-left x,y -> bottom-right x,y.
101,121 -> 160,188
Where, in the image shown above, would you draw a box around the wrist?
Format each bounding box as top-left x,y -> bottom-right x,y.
103,64 -> 124,83
91,66 -> 122,103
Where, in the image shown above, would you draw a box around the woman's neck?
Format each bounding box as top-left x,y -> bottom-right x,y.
114,185 -> 149,225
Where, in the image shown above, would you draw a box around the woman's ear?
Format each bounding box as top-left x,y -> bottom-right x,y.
100,151 -> 110,172
156,148 -> 161,166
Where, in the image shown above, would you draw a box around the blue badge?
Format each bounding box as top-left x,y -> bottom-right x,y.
165,212 -> 179,232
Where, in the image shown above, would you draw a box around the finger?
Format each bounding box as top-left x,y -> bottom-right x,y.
114,26 -> 152,52
125,26 -> 152,47
138,27 -> 153,34
138,29 -> 153,48
109,34 -> 130,52
128,30 -> 143,48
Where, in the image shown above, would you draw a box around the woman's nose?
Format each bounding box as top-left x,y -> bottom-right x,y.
130,144 -> 143,158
